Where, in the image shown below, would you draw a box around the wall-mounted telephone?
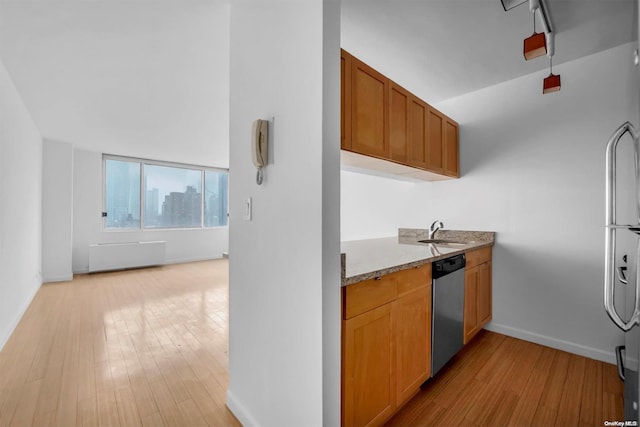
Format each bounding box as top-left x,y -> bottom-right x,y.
252,119 -> 269,184
252,119 -> 268,167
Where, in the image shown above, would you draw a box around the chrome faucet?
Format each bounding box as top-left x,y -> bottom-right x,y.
428,220 -> 444,240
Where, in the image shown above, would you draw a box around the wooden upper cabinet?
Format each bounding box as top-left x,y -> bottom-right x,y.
351,57 -> 389,159
444,118 -> 459,177
407,97 -> 428,169
340,49 -> 459,179
341,50 -> 352,150
426,107 -> 444,174
389,83 -> 410,164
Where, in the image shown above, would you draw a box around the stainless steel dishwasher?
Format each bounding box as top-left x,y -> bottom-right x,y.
432,253 -> 466,376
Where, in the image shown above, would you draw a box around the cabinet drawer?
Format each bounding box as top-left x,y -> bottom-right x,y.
343,264 -> 431,319
465,247 -> 491,269
343,274 -> 398,319
396,264 -> 430,296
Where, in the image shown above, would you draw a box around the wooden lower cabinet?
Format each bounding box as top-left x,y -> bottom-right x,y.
394,286 -> 431,406
343,304 -> 396,427
463,255 -> 492,344
342,266 -> 431,427
342,247 -> 492,426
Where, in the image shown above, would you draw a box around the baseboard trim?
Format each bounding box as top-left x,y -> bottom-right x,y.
485,322 -> 616,364
164,255 -> 222,265
43,274 -> 73,283
226,389 -> 260,427
0,280 -> 41,352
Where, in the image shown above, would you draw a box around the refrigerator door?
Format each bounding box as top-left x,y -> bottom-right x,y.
625,0 -> 640,419
605,122 -> 640,332
614,121 -> 640,422
617,228 -> 640,421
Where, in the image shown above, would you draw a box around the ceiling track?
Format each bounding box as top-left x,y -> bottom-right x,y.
531,0 -> 554,57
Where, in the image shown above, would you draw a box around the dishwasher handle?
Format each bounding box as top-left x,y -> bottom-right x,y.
432,254 -> 466,279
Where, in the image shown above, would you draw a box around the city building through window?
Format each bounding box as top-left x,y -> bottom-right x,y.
104,156 -> 228,230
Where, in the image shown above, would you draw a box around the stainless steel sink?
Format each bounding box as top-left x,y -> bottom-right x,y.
418,239 -> 467,246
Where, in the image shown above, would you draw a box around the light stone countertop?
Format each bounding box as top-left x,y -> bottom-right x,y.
340,229 -> 495,286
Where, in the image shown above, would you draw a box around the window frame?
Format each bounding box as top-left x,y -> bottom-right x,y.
102,154 -> 229,232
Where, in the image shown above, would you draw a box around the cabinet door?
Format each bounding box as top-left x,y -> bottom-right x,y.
464,261 -> 492,344
477,261 -> 492,327
341,50 -> 352,150
408,97 -> 428,169
343,304 -> 396,427
444,119 -> 459,177
351,58 -> 389,159
394,285 -> 431,406
426,107 -> 444,174
463,265 -> 479,345
389,83 -> 410,164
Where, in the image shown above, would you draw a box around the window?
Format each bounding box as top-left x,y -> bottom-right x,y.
105,159 -> 141,229
104,156 -> 228,230
144,164 -> 202,228
204,170 -> 228,227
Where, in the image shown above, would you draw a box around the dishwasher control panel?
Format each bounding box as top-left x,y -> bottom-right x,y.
432,254 -> 466,279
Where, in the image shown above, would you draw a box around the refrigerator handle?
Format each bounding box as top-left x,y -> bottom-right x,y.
617,266 -> 628,285
604,121 -> 640,331
616,345 -> 626,381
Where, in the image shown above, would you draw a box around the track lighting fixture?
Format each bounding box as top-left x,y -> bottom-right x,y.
543,57 -> 561,94
502,0 -> 561,95
523,8 -> 546,60
500,0 -> 527,11
524,33 -> 547,60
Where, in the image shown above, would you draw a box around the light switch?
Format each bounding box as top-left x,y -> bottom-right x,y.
244,197 -> 252,221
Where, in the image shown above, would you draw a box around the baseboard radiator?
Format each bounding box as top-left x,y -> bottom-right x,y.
88,241 -> 166,273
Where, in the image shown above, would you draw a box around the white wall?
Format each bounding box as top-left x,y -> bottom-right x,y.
341,170 -> 433,240
227,0 -> 340,425
322,1 -> 342,425
0,59 -> 42,350
72,148 -> 228,273
341,42 -> 639,363
42,139 -> 73,282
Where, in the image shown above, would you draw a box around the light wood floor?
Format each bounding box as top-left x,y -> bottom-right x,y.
0,259 -> 239,427
0,260 -> 625,427
386,330 -> 624,427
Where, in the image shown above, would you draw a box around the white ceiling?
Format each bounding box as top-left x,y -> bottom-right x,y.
0,0 -> 636,158
342,0 -> 637,104
0,1 -> 231,167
